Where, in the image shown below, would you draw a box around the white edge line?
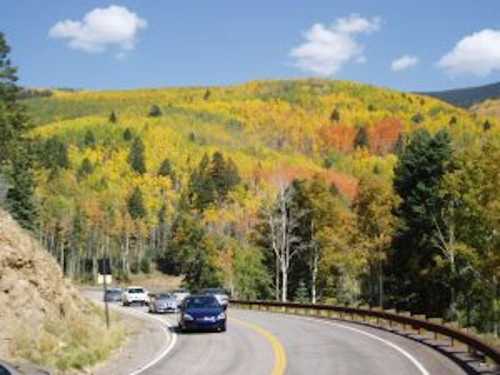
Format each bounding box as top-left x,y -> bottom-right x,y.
99,302 -> 178,375
258,312 -> 430,375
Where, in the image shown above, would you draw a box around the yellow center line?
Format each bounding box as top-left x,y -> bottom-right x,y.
230,317 -> 287,375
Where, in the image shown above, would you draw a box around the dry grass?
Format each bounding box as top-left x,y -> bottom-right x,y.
11,302 -> 126,373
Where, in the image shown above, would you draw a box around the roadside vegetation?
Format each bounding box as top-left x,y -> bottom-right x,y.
13,304 -> 125,372
1,29 -> 499,341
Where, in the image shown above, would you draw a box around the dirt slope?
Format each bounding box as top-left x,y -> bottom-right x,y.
0,209 -> 124,372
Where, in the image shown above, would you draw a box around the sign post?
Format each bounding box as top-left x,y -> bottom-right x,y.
98,258 -> 112,329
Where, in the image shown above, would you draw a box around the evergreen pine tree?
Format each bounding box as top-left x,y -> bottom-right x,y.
42,137 -> 70,170
109,111 -> 118,123
158,158 -> 172,177
77,158 -> 94,179
330,108 -> 340,123
354,126 -> 369,149
127,187 -> 147,219
188,153 -> 216,211
210,151 -> 227,198
148,104 -> 162,117
225,157 -> 241,191
389,129 -> 454,314
483,120 -> 492,131
411,113 -> 424,124
123,128 -> 133,141
5,146 -> 37,229
128,137 -> 147,174
84,129 -> 96,147
294,280 -> 309,303
0,33 -> 37,227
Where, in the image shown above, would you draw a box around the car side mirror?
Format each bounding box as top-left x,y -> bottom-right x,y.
222,305 -> 228,311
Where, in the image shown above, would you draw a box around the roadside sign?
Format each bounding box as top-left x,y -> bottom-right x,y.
97,274 -> 113,285
98,258 -> 112,275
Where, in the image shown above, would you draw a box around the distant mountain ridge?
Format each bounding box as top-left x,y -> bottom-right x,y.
422,81 -> 500,108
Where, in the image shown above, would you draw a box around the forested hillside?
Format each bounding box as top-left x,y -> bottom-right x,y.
12,77 -> 500,336
423,81 -> 500,108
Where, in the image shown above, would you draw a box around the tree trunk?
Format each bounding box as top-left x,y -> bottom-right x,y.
311,249 -> 318,304
378,259 -> 384,307
281,258 -> 288,302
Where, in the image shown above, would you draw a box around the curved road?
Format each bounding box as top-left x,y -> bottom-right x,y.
103,303 -> 468,375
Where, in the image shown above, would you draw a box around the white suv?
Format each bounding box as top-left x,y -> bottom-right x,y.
122,286 -> 148,306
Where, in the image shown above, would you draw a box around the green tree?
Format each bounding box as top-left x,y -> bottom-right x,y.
128,137 -> 146,174
5,147 -> 37,229
158,158 -> 172,177
353,174 -> 400,307
109,111 -> 118,123
123,128 -> 133,141
148,104 -> 162,117
411,113 -> 424,124
440,136 -> 500,331
84,129 -> 96,148
330,108 -> 340,123
41,136 -> 70,170
0,33 -> 36,228
389,129 -> 454,315
168,210 -> 220,289
127,187 -> 147,220
294,280 -> 309,303
354,126 -> 369,149
188,154 -> 216,211
77,158 -> 94,179
233,244 -> 271,299
203,89 -> 211,101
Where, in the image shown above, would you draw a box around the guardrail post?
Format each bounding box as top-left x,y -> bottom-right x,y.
359,305 -> 369,322
428,318 -> 443,340
399,311 -> 411,331
412,314 -> 426,335
385,309 -> 396,329
445,322 -> 460,347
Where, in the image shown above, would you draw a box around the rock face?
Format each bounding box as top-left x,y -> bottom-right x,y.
0,209 -> 84,360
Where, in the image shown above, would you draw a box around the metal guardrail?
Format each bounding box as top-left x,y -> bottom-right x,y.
231,299 -> 500,366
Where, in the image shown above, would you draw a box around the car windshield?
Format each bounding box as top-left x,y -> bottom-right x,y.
128,288 -> 144,294
106,290 -> 121,294
157,293 -> 172,300
202,288 -> 225,294
185,296 -> 220,308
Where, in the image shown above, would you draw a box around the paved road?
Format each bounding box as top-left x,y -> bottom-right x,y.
90,297 -> 470,375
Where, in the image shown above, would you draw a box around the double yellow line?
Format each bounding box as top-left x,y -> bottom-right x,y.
231,318 -> 287,375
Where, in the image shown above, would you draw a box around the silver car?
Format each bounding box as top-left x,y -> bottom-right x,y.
148,293 -> 178,313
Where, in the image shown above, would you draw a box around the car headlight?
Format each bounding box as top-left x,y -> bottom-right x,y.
183,313 -> 194,321
217,312 -> 226,320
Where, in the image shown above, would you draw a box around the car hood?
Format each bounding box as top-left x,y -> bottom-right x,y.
184,308 -> 222,317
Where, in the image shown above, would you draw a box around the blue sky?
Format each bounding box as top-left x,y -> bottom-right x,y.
2,1 -> 500,91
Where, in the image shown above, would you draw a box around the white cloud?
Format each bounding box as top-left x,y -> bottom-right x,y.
391,55 -> 419,71
49,5 -> 147,54
438,29 -> 500,76
290,14 -> 381,76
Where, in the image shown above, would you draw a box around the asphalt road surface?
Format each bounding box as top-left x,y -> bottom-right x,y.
88,293 -> 471,375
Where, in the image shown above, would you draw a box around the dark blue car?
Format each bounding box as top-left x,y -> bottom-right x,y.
178,295 -> 227,332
